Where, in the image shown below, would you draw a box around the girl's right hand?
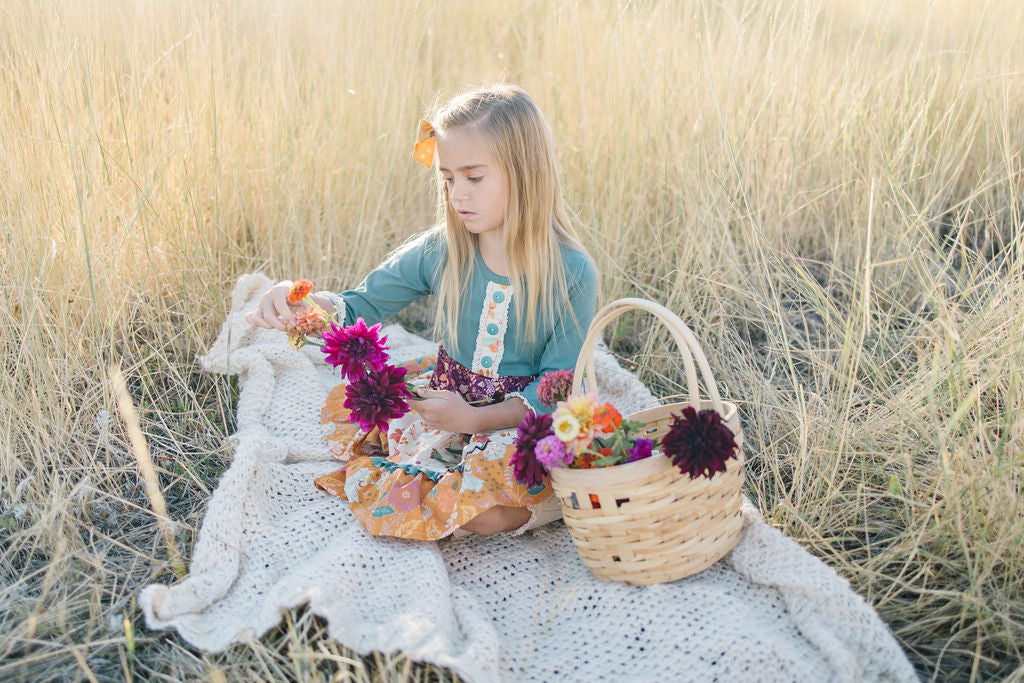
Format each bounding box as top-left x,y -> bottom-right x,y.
244,280 -> 297,331
410,389 -> 479,434
245,281 -> 339,331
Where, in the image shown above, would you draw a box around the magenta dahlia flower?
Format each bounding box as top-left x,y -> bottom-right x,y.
537,369 -> 574,407
534,434 -> 570,469
511,412 -> 554,486
661,406 -> 738,479
322,317 -> 390,381
342,364 -> 413,433
627,437 -> 653,463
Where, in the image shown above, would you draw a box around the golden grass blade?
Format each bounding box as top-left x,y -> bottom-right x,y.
108,366 -> 187,580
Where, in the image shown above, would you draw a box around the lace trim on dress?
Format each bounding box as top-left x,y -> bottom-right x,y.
505,391 -> 533,413
471,282 -> 512,377
325,292 -> 347,325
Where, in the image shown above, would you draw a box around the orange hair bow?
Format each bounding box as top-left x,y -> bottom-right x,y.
412,119 -> 436,168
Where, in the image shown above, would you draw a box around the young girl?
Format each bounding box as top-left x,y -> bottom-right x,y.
245,85 -> 597,540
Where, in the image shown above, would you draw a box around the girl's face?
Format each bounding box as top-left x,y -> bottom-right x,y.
437,126 -> 508,239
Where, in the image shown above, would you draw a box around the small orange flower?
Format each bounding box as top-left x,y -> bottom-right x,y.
287,279 -> 314,304
572,452 -> 597,469
593,403 -> 622,434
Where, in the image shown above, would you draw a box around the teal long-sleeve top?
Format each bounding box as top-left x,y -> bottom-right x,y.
332,229 -> 597,414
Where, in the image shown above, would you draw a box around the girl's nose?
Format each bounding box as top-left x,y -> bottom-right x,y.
451,179 -> 469,201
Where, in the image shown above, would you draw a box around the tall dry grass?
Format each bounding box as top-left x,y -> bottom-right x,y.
1,0 -> 1022,680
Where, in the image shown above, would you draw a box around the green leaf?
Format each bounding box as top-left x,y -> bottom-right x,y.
888,474 -> 902,496
621,419 -> 647,433
591,453 -> 628,467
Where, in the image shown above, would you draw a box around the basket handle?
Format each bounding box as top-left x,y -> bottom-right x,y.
571,298 -> 725,415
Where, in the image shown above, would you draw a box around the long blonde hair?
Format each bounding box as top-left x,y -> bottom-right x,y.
428,85 -> 591,352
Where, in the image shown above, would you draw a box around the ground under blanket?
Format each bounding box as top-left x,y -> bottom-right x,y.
139,273 -> 917,682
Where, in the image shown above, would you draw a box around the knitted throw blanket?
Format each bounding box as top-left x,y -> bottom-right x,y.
139,274 -> 917,682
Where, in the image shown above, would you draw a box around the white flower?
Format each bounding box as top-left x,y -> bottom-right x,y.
552,413 -> 581,443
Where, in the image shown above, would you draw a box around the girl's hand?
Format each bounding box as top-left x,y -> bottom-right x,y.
244,280 -> 293,331
410,388 -> 479,434
244,281 -> 335,331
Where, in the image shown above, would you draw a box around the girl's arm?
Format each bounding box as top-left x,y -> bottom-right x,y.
245,230 -> 444,331
329,231 -> 444,327
411,389 -> 529,434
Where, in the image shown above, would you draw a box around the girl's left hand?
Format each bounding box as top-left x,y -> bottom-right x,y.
410,388 -> 478,434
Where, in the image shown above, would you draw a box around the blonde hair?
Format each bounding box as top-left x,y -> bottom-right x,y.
427,84 -> 591,352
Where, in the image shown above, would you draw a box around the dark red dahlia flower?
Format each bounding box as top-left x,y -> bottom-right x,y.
511,412 -> 554,486
322,317 -> 390,382
343,364 -> 413,434
661,406 -> 738,479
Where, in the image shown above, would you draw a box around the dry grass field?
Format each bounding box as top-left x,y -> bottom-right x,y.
2,0 -> 1022,680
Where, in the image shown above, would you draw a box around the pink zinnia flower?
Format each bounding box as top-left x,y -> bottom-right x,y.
322,317 -> 390,382
534,434 -> 570,469
343,364 -> 413,433
289,307 -> 327,337
662,407 -> 738,479
537,369 -> 574,407
511,412 -> 554,487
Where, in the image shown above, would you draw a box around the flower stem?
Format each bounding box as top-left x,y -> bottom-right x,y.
303,294 -> 336,322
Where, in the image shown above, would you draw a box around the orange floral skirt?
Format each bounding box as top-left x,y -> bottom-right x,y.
314,355 -> 553,541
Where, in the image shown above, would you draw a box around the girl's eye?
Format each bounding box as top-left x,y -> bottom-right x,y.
443,177 -> 454,185
468,176 -> 482,183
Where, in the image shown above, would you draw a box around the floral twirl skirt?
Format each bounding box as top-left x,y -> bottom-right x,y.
314,348 -> 554,540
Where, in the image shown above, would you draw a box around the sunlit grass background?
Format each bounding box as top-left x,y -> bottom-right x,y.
2,0 -> 1022,680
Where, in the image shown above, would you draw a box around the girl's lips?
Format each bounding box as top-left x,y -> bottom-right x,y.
458,210 -> 476,218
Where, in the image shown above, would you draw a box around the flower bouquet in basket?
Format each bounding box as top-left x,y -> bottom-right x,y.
511,299 -> 747,586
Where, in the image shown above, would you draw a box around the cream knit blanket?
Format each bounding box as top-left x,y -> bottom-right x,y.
139,274 -> 917,682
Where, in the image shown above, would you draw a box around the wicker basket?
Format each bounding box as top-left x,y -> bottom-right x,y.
549,298 -> 745,585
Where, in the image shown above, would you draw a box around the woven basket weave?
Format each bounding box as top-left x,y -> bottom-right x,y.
550,298 -> 744,585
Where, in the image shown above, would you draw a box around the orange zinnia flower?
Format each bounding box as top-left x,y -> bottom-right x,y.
593,403 -> 623,433
287,279 -> 314,304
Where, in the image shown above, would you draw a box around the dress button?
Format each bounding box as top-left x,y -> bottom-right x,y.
486,323 -> 499,335
481,356 -> 493,368
492,291 -> 505,303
